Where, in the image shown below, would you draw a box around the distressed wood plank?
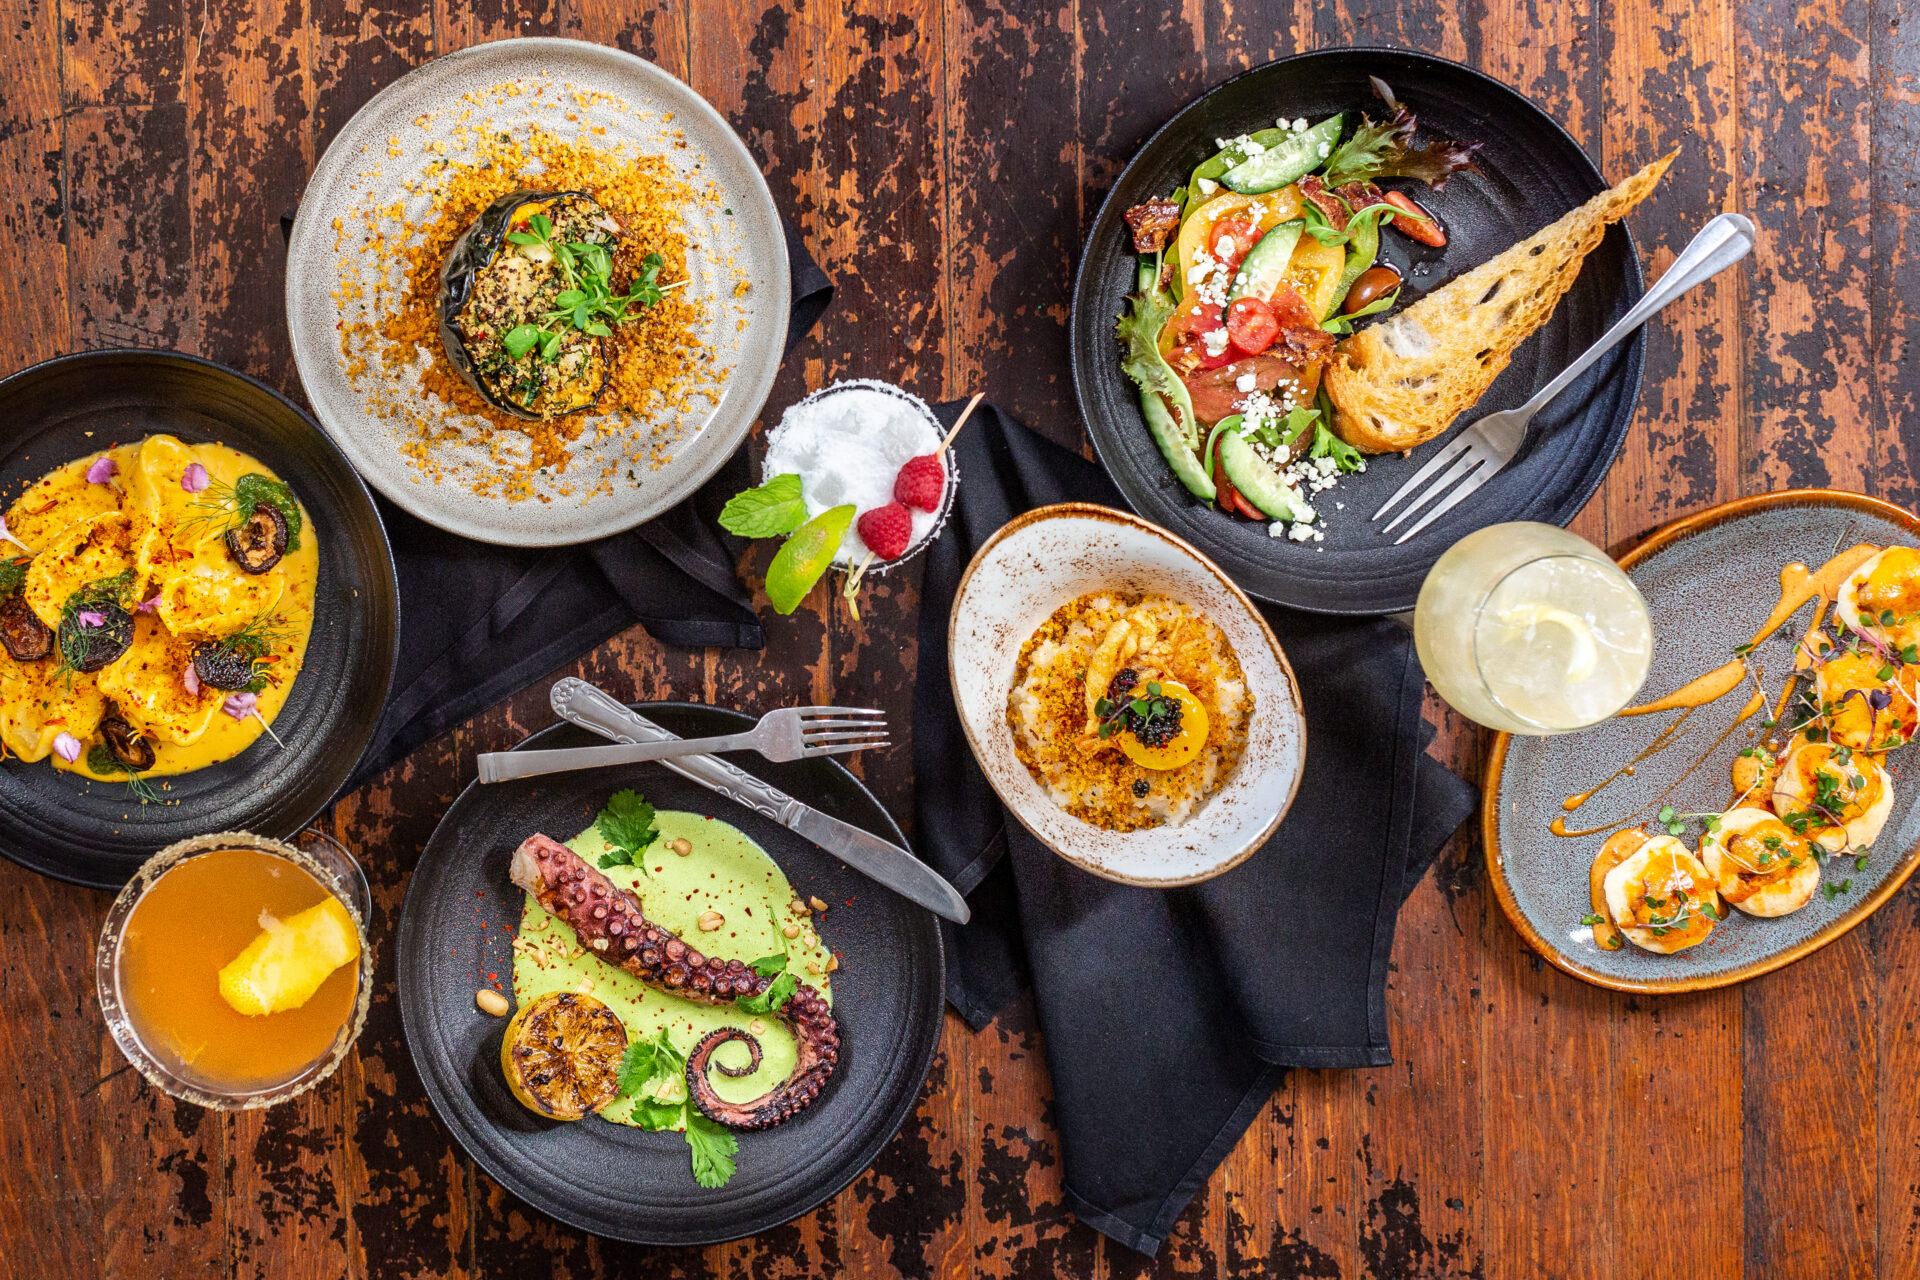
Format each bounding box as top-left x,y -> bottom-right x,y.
1737,0 -> 1874,495
61,0 -> 183,108
63,104 -> 194,352
1743,938 -> 1878,1277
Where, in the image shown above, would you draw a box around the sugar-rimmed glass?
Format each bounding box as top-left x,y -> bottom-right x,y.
94,828 -> 373,1110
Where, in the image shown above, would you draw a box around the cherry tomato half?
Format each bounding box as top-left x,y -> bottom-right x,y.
1383,191 -> 1446,247
1225,296 -> 1280,357
1207,218 -> 1258,278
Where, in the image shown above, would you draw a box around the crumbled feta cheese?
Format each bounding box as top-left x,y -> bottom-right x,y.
1288,522 -> 1319,542
1196,177 -> 1218,196
1292,117 -> 1308,133
1202,328 -> 1231,357
1235,372 -> 1257,393
1214,236 -> 1237,258
1293,507 -> 1316,525
1241,139 -> 1266,157
1316,141 -> 1331,159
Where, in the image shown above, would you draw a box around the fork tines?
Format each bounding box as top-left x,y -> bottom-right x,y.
797,706 -> 889,757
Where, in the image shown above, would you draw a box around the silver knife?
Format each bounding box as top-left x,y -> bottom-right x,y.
547,677 -> 970,924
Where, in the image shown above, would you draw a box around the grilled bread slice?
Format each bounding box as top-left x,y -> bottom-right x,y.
1324,151 -> 1676,454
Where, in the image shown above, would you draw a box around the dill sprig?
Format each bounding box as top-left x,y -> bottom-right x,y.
86,743 -> 158,805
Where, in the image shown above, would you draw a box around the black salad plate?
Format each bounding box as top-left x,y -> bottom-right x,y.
0,350 -> 399,887
395,703 -> 946,1245
1070,48 -> 1648,615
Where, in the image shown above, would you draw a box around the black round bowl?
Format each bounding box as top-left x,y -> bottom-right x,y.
1069,48 -> 1647,615
0,350 -> 400,887
396,703 -> 946,1244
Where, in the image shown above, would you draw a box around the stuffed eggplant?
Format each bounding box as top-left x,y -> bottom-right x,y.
439,189 -> 618,420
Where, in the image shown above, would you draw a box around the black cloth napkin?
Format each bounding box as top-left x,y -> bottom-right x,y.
912,403 -> 1478,1256
340,224 -> 830,793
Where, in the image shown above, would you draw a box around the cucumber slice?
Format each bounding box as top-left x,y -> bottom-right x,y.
1217,430 -> 1304,522
1141,390 -> 1216,501
1227,220 -> 1304,306
1220,115 -> 1345,194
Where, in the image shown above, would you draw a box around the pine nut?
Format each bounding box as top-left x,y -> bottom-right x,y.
782,922 -> 802,939
806,960 -> 825,975
697,910 -> 725,932
671,838 -> 693,856
475,989 -> 510,1016
826,954 -> 840,973
808,896 -> 829,912
749,1018 -> 767,1035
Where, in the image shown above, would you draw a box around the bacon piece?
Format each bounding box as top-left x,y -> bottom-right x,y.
1269,285 -> 1337,368
1297,175 -> 1349,232
1334,180 -> 1387,213
1123,200 -> 1182,254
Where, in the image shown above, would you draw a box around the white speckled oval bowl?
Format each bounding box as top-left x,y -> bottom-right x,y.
948,503 -> 1306,886
1486,490 -> 1920,993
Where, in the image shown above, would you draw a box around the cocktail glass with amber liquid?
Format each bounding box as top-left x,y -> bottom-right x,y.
1415,522 -> 1654,734
95,829 -> 372,1109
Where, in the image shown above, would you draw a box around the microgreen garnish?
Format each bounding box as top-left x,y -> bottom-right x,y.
55,571 -> 135,674
0,557 -> 28,599
1655,805 -> 1722,838
595,789 -> 660,871
500,213 -> 682,363
1579,913 -> 1606,927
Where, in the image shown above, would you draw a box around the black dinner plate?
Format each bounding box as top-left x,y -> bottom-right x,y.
0,350 -> 400,887
1069,48 -> 1647,614
395,703 -> 946,1245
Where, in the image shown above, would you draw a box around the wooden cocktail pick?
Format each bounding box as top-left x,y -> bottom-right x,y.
843,392 -> 984,619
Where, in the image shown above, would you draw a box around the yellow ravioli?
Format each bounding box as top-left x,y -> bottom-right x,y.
96,614 -> 222,746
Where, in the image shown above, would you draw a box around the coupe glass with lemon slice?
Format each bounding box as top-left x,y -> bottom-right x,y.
95,829 -> 372,1109
1414,522 -> 1653,734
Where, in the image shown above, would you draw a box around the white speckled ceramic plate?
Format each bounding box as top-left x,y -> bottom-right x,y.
1486,491 -> 1920,993
286,37 -> 789,546
948,503 -> 1306,886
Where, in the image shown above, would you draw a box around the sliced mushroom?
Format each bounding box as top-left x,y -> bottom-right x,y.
99,718 -> 156,771
0,596 -> 53,661
225,502 -> 288,574
59,601 -> 133,673
191,641 -> 256,691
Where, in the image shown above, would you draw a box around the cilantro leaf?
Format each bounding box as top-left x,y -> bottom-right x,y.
747,953 -> 789,978
631,1099 -> 685,1130
736,971 -> 797,1015
617,1030 -> 681,1098
597,789 -> 659,871
685,1110 -> 739,1188
718,473 -> 809,539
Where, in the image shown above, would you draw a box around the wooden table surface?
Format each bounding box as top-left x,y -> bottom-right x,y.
1,0 -> 1913,1276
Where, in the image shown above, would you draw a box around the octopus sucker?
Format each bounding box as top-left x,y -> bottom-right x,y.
508,833 -> 840,1130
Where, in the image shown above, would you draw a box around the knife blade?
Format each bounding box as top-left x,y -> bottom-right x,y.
547,677 -> 970,924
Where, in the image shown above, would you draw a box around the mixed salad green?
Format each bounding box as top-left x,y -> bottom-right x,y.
1116,77 -> 1477,540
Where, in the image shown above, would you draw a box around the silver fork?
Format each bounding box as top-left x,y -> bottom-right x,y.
1372,211 -> 1757,544
476,705 -> 889,784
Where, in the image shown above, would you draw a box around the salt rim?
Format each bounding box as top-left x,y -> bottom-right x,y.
760,378 -> 960,572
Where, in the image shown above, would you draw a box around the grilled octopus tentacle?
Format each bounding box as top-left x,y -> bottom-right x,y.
508,833 -> 839,1130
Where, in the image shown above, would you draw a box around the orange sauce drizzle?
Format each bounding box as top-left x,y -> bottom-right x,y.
1586,829 -> 1648,951
1553,545 -> 1880,837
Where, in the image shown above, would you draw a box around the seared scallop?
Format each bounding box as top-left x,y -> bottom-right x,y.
1602,834 -> 1721,954
1835,546 -> 1920,650
1815,649 -> 1920,751
1770,741 -> 1893,853
1698,807 -> 1822,917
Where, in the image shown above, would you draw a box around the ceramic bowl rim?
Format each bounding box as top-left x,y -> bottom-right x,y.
948,501 -> 1305,887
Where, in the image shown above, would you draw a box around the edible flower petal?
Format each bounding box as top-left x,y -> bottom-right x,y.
180,463 -> 210,493
85,457 -> 117,484
183,663 -> 201,697
52,732 -> 81,763
0,515 -> 33,556
136,593 -> 160,614
221,690 -> 257,720
77,610 -> 105,628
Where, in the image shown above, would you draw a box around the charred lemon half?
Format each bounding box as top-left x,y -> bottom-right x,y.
499,990 -> 628,1121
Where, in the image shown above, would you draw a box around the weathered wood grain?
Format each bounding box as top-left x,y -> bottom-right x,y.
7,1 -> 1920,1277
